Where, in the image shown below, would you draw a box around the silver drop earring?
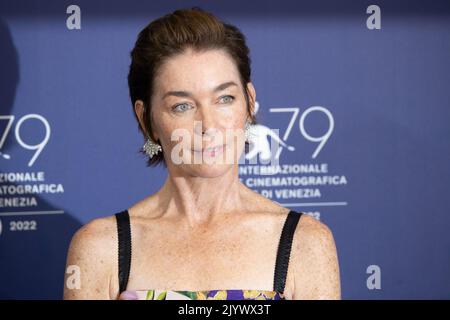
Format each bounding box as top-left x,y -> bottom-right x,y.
143,136 -> 162,158
244,120 -> 253,142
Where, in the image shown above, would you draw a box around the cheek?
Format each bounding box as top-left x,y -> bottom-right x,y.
218,103 -> 247,129
153,113 -> 188,147
164,123 -> 194,147
222,120 -> 246,149
214,104 -> 247,146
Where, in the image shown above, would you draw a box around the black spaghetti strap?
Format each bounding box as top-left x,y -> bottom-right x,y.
115,210 -> 132,294
273,210 -> 303,294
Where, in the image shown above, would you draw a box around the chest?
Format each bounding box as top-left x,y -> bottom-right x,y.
126,218 -> 281,291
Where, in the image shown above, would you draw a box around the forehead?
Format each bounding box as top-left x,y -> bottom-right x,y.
154,48 -> 241,94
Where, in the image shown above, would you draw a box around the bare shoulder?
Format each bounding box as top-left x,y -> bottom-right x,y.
69,216 -> 117,257
293,214 -> 338,265
64,214 -> 119,299
296,214 -> 334,243
68,215 -> 117,256
289,214 -> 341,300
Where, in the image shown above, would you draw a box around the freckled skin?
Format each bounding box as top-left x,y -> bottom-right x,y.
147,48 -> 249,178
63,49 -> 340,300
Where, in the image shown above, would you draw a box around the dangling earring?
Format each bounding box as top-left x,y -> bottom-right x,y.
143,135 -> 162,158
244,119 -> 253,142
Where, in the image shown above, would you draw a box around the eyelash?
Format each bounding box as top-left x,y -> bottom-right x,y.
172,95 -> 235,113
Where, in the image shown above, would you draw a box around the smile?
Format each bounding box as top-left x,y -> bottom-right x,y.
193,144 -> 226,156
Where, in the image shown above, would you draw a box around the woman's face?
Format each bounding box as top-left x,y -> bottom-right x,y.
139,48 -> 256,178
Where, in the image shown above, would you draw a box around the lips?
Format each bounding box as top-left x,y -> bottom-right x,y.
193,144 -> 226,153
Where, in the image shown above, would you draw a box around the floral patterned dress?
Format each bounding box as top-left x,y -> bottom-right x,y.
134,289 -> 285,300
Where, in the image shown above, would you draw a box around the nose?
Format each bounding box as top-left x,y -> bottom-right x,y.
194,107 -> 219,138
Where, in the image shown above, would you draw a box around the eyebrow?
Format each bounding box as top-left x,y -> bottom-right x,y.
162,81 -> 238,100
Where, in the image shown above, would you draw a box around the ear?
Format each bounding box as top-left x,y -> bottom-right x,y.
134,100 -> 146,132
134,100 -> 158,141
246,82 -> 256,117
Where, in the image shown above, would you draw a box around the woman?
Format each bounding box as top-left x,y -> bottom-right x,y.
63,7 -> 340,300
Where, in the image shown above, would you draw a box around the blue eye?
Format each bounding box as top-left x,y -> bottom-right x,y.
220,95 -> 235,104
172,103 -> 192,113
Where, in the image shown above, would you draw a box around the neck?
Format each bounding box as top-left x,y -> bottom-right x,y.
158,166 -> 245,228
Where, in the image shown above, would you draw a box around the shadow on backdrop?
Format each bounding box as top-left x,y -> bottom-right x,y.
0,18 -> 82,300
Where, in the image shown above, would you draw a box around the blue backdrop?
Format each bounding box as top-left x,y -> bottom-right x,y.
0,0 -> 449,299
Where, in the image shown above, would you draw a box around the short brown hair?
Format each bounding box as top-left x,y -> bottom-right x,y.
128,7 -> 257,167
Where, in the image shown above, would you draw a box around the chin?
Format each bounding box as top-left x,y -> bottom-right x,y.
185,162 -> 234,178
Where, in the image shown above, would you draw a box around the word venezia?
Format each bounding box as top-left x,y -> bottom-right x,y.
178,303 -> 271,317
